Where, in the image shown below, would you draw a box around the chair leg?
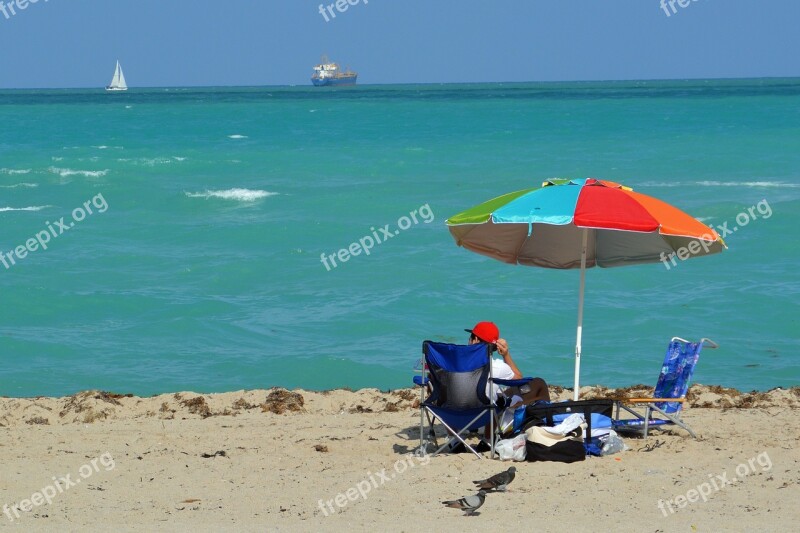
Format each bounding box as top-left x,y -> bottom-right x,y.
680,421 -> 697,439
426,411 -> 438,448
419,390 -> 425,452
650,406 -> 697,438
489,408 -> 495,459
428,409 -> 492,459
419,409 -> 438,451
433,417 -> 482,459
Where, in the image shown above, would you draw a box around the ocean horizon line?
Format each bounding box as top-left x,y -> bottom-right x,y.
2,75 -> 799,92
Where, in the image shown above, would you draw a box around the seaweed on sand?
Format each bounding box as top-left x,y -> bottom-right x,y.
261,389 -> 305,414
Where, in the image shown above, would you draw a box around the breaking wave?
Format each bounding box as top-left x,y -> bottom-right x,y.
0,182 -> 38,189
641,180 -> 800,189
0,168 -> 32,175
697,180 -> 800,189
185,188 -> 277,202
0,205 -> 51,212
48,167 -> 109,178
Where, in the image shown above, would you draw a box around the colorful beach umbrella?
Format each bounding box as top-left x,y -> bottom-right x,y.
446,178 -> 726,400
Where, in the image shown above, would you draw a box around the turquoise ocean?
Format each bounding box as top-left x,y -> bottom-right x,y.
1,79 -> 798,398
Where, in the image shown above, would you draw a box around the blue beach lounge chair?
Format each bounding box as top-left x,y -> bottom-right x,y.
413,341 -> 532,458
612,337 -> 718,438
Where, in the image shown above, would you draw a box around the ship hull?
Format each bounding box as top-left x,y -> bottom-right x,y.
311,74 -> 357,87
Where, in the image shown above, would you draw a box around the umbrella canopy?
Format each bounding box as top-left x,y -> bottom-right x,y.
446,178 -> 726,399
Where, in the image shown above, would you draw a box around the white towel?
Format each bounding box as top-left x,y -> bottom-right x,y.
543,413 -> 585,435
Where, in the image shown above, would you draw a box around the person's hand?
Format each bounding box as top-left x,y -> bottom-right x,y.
495,338 -> 510,357
495,338 -> 523,380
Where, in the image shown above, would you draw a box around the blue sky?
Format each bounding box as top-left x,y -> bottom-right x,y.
0,0 -> 798,88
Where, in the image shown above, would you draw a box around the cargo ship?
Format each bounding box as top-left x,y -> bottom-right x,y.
311,56 -> 357,87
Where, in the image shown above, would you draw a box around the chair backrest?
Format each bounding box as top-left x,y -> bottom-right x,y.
653,339 -> 704,413
422,341 -> 492,410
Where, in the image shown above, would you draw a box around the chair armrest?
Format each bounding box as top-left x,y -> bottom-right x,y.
491,377 -> 533,387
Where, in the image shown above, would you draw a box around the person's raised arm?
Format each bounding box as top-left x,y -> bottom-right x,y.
494,338 -> 522,379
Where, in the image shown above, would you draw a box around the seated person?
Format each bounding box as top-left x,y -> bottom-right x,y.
465,321 -> 550,442
465,321 -> 550,406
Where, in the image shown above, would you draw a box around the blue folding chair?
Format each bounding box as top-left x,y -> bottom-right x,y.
414,341 -> 532,458
612,337 -> 718,438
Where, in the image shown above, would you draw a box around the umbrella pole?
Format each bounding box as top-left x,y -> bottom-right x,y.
574,228 -> 588,401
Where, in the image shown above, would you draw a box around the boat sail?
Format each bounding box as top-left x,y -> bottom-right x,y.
106,60 -> 128,92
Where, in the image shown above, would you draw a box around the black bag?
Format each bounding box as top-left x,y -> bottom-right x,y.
524,425 -> 586,463
519,399 -> 614,444
525,439 -> 586,463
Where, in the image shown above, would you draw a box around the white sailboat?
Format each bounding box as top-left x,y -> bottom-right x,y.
105,60 -> 128,92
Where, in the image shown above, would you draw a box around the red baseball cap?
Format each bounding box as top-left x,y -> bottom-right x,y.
465,321 -> 500,343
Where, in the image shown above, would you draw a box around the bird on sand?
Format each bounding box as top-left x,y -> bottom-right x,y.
442,490 -> 487,516
472,466 -> 516,492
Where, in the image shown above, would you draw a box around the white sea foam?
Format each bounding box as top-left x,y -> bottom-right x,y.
121,157 -> 183,166
0,168 -> 32,175
0,182 -> 38,189
641,180 -> 800,189
638,181 -> 709,188
228,134 -> 248,139
185,188 -> 277,202
139,157 -> 174,166
0,205 -> 51,212
48,167 -> 109,178
697,180 -> 800,189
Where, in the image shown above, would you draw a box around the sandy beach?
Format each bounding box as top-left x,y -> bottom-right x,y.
3,3 -> 798,533
0,384 -> 798,532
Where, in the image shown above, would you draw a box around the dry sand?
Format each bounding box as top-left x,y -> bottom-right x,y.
1,385 -> 798,532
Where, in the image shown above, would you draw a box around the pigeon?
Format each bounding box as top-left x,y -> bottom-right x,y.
473,466 -> 516,492
442,490 -> 486,516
